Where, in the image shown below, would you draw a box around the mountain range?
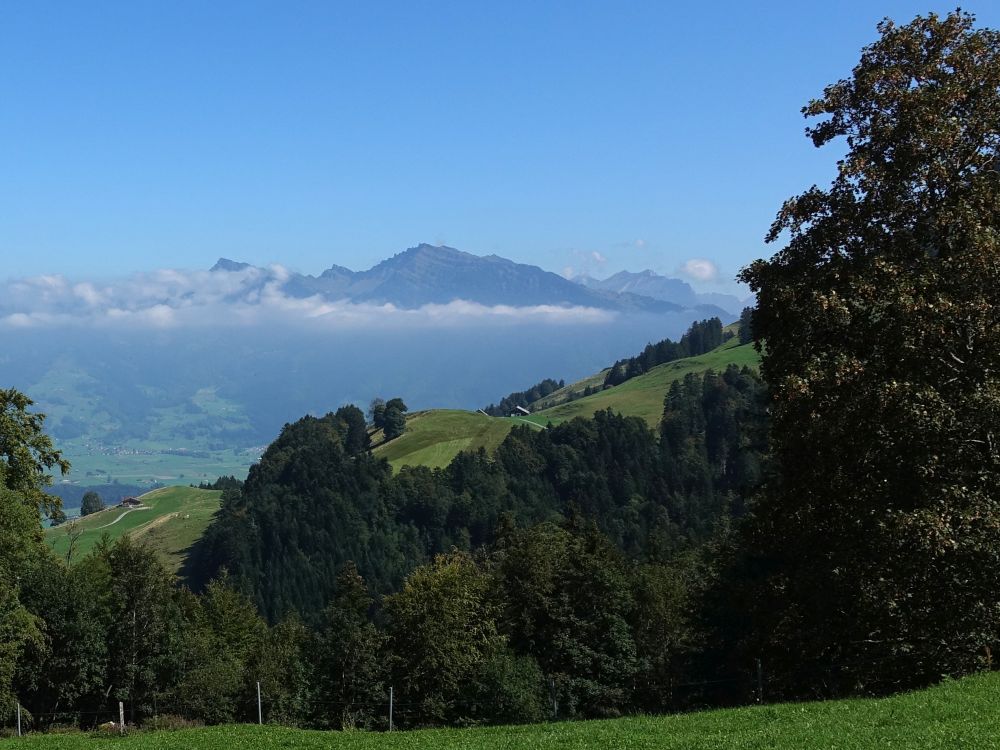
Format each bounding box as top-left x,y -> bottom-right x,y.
211,244 -> 747,317
576,269 -> 746,315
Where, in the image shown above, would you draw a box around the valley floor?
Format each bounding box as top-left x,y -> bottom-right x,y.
8,672 -> 999,749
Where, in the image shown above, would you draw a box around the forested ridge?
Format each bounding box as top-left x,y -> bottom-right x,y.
483,317 -> 731,417
187,364 -> 765,622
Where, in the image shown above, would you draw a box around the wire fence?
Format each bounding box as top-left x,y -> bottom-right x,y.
2,655 -> 993,738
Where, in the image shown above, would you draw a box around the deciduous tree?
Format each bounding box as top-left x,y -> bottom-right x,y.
739,10 -> 1000,693
80,491 -> 104,517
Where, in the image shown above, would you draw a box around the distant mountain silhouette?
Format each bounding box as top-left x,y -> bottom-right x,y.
576,269 -> 745,316
213,244 -> 714,314
210,258 -> 253,273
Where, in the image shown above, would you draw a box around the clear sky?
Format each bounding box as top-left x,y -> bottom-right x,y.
2,1 -> 996,292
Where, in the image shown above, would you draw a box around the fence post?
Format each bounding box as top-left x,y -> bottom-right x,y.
549,677 -> 558,721
257,681 -> 262,725
756,658 -> 764,704
16,701 -> 21,737
119,701 -> 125,735
388,686 -> 393,732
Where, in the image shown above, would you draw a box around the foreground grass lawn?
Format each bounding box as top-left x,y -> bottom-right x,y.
10,672 -> 1000,749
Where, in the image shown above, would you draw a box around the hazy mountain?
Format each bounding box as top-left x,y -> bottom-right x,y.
214,244 -> 693,314
210,258 -> 253,272
576,269 -> 747,316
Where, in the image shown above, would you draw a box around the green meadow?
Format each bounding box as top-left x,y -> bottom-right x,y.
373,410 -> 532,471
524,338 -> 760,428
45,486 -> 221,573
374,339 -> 761,472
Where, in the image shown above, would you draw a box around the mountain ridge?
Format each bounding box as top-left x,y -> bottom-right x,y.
211,244 -> 736,316
576,268 -> 747,316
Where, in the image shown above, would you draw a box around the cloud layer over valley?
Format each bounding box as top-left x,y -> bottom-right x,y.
0,265 -> 616,330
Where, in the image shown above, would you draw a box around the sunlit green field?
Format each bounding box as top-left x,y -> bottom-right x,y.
45,486 -> 222,572
373,340 -> 760,472
373,410 -> 532,471
528,368 -> 611,410
9,673 -> 999,749
524,338 -> 760,428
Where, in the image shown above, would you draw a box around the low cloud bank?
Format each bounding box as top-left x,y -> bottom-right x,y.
0,267 -> 616,330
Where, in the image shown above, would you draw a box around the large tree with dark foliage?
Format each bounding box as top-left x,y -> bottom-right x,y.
737,307 -> 754,345
0,390 -> 67,713
79,491 -> 104,516
660,366 -> 767,533
738,11 -> 1000,694
0,388 -> 69,521
370,397 -> 408,440
313,563 -> 387,729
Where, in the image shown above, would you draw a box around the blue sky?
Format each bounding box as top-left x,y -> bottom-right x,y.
2,2 -> 996,293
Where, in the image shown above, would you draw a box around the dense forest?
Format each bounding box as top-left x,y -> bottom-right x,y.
2,366 -> 766,730
187,364 -> 765,622
3,9 -> 1000,737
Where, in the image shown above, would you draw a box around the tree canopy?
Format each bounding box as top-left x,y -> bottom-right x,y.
0,389 -> 69,521
80,491 -> 104,517
738,10 -> 1000,693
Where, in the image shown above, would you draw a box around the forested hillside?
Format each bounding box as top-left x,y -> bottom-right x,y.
483,378 -> 564,416
375,333 -> 760,473
188,363 -> 766,623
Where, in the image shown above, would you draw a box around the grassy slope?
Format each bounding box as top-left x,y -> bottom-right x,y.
373,410 -> 532,471
530,322 -> 744,412
45,486 -> 222,573
529,368 -> 610,410
11,673 -> 1000,749
523,338 -> 760,428
374,339 -> 760,471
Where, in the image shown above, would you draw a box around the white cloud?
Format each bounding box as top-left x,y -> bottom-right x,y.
0,267 -> 615,331
72,282 -> 107,307
634,239 -> 646,249
678,258 -> 719,282
590,251 -> 606,264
